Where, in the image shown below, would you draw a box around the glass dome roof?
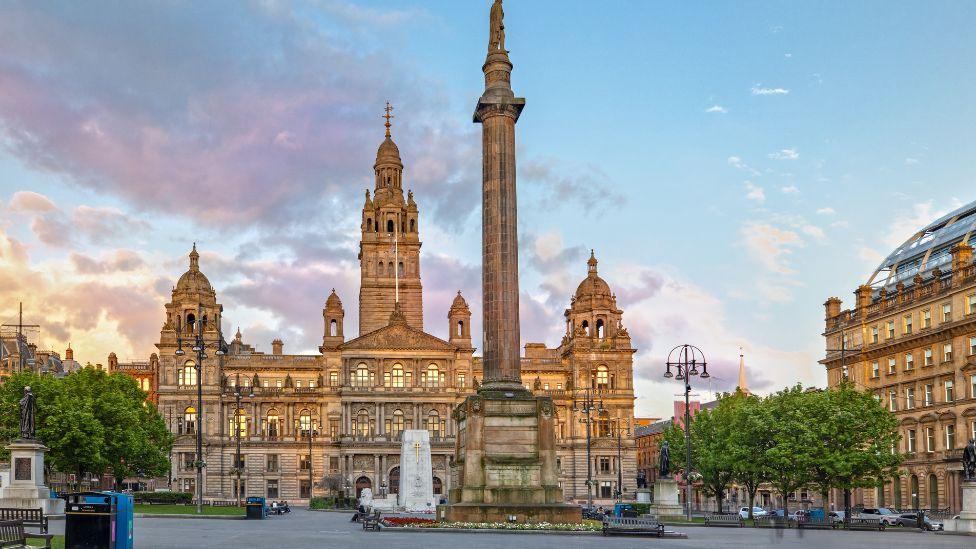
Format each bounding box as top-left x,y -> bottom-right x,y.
869,199 -> 976,288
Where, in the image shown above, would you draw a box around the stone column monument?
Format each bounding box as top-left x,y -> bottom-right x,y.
397,430 -> 436,512
439,1 -> 579,524
1,387 -> 65,514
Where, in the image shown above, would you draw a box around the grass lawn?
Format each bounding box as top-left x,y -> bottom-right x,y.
134,504 -> 245,516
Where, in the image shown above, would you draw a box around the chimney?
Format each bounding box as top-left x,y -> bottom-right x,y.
952,243 -> 974,286
272,338 -> 283,355
855,285 -> 874,311
824,297 -> 842,320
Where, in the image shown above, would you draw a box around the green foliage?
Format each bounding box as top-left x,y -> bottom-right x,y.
655,384 -> 901,516
133,491 -> 193,504
310,496 -> 328,510
0,370 -> 173,486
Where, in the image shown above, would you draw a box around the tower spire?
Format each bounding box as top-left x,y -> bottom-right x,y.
383,101 -> 394,138
737,348 -> 749,394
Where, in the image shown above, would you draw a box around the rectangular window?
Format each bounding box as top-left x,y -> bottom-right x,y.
943,303 -> 953,322
907,429 -> 917,453
308,379 -> 315,388
266,479 -> 278,499
923,309 -> 932,328
888,390 -> 897,411
887,321 -> 895,339
457,373 -> 465,388
946,424 -> 956,450
266,454 -> 278,472
945,379 -> 955,402
926,427 -> 936,453
299,454 -> 311,471
557,383 -> 563,390
925,348 -> 934,366
600,481 -> 612,499
599,457 -> 611,473
295,380 -> 302,388
872,361 -> 880,378
969,294 -> 976,315
262,380 -> 269,388
970,336 -> 976,355
972,375 -> 976,399
905,388 -> 915,409
903,314 -> 913,334
872,326 -> 880,343
905,352 -> 914,370
887,358 -> 896,375
330,456 -> 340,471
329,419 -> 339,439
944,343 -> 954,363
300,480 -> 311,499
234,455 -> 245,469
329,371 -> 339,387
925,384 -> 933,406
972,422 -> 976,443
275,379 -> 283,388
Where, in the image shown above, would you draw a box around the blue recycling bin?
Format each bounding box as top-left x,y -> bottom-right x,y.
100,492 -> 134,549
65,492 -> 116,549
246,496 -> 267,519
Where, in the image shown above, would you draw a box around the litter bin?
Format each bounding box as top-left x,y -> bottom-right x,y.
102,492 -> 134,549
65,492 -> 116,549
246,496 -> 267,519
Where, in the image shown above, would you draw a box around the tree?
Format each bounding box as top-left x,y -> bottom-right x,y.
725,391 -> 772,519
662,399 -> 735,513
763,386 -> 817,517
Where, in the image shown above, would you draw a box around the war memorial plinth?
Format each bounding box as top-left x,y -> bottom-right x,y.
438,0 -> 580,524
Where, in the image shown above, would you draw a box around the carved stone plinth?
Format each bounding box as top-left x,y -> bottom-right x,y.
636,489 -> 652,503
945,481 -> 976,534
650,477 -> 683,518
0,439 -> 64,515
438,393 -> 581,523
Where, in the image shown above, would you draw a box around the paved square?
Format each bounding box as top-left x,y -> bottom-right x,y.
122,510 -> 975,548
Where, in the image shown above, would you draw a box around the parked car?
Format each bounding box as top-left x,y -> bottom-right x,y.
856,507 -> 896,523
828,511 -> 845,524
789,510 -> 810,521
888,513 -> 944,530
739,507 -> 767,519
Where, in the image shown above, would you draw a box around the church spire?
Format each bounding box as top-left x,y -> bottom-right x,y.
737,349 -> 750,394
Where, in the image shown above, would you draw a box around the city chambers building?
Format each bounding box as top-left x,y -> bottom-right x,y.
822,199 -> 976,513
147,122 -> 637,504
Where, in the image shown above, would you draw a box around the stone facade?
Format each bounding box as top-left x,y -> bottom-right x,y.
822,200 -> 976,513
149,128 -> 637,504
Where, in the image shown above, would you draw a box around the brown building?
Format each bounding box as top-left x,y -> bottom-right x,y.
108,352 -> 160,405
146,120 -> 637,504
822,200 -> 976,513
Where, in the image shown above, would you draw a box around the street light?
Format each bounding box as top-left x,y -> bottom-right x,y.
295,416 -> 318,506
232,373 -> 254,506
175,303 -> 228,515
664,344 -> 709,521
608,420 -> 631,502
572,388 -> 606,510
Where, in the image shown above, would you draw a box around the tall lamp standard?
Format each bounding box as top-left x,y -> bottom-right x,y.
232,374 -> 254,506
572,388 -> 606,511
663,344 -> 709,521
609,420 -> 631,502
175,303 -> 228,515
295,417 -> 318,507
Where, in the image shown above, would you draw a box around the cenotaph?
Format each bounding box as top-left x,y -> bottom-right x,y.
438,0 -> 579,524
397,430 -> 435,512
1,387 -> 65,514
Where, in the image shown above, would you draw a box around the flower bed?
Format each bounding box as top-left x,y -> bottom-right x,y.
383,517 -> 438,527
421,521 -> 599,531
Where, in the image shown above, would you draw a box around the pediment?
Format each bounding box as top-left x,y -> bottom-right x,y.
340,322 -> 457,352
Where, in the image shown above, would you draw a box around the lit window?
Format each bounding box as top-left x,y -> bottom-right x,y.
390,409 -> 405,436
295,380 -> 302,388
905,353 -> 914,370
944,343 -> 954,363
183,406 -> 197,434
355,409 -> 370,437
596,365 -> 610,388
178,361 -> 197,386
427,410 -> 442,439
298,409 -> 313,437
355,364 -> 371,387
423,364 -> 442,388
329,371 -> 338,387
972,374 -> 976,399
266,410 -> 280,439
230,408 -> 247,438
275,379 -> 282,388
945,380 -> 955,402
390,364 -> 405,388
842,365 -> 849,382
457,373 -> 466,388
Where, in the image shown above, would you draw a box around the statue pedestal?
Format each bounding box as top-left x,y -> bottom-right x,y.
0,439 -> 64,515
945,481 -> 976,534
649,478 -> 683,518
635,488 -> 652,503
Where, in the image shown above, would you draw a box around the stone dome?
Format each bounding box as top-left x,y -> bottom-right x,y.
574,250 -> 613,300
326,289 -> 343,309
450,291 -> 469,310
175,244 -> 213,293
375,136 -> 402,167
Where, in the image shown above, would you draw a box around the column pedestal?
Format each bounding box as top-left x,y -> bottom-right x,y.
635,488 -> 652,503
649,478 -> 683,518
0,439 -> 65,515
945,480 -> 976,534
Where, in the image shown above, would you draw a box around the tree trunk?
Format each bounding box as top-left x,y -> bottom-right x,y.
782,490 -> 789,519
844,488 -> 851,525
747,490 -> 755,520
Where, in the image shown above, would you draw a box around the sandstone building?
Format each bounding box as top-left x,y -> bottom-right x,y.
822,200 -> 976,513
149,122 -> 636,504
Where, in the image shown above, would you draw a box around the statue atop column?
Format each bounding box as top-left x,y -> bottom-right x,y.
19,386 -> 36,440
659,440 -> 671,478
488,0 -> 505,52
964,439 -> 976,481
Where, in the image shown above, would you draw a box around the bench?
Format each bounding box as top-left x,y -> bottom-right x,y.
704,514 -> 744,527
602,516 -> 665,537
0,510 -> 48,535
845,518 -> 885,531
754,516 -> 793,528
797,517 -> 836,530
0,520 -> 52,549
363,510 -> 381,531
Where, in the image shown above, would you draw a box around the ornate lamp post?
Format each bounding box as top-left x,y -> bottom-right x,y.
175,304 -> 227,515
609,420 -> 631,502
232,374 -> 254,506
295,417 -> 318,506
664,344 -> 709,521
572,388 -> 606,510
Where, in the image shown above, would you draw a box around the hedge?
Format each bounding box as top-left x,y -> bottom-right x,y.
133,491 -> 193,504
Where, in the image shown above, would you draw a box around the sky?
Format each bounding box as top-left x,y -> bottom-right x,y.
0,1 -> 974,419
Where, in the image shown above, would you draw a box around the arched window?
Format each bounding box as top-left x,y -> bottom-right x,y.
582,320 -> 589,336
299,409 -> 312,437
596,365 -> 610,389
330,319 -> 337,337
427,410 -> 441,439
457,320 -> 464,337
596,319 -> 605,338
230,408 -> 247,438
366,218 -> 371,231
179,361 -> 197,386
388,262 -> 394,276
387,219 -> 394,233
432,476 -> 443,495
389,466 -> 400,494
355,364 -> 370,387
390,364 -> 405,388
267,409 -> 280,439
928,473 -> 939,508
374,220 -> 379,232
377,262 -> 384,276
186,313 -> 195,333
391,409 -> 404,436
183,406 -> 197,435
398,262 -> 404,277
424,364 -> 441,388
892,476 -> 902,508
410,219 -> 415,232
356,409 -> 370,437
911,475 -> 920,508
